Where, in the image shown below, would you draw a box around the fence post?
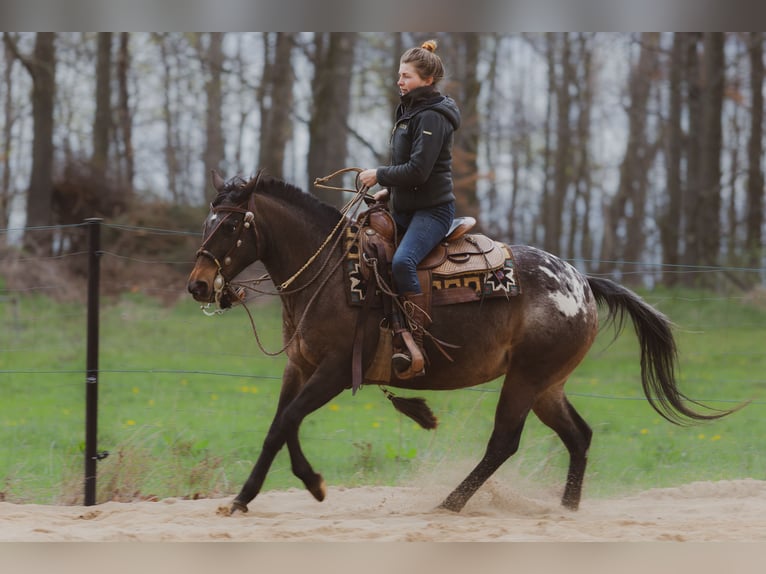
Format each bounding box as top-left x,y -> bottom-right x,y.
84,218 -> 103,506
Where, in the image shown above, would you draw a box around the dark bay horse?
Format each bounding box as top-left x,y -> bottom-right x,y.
187,171 -> 738,515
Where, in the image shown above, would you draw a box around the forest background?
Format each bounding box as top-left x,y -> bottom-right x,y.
0,31 -> 764,289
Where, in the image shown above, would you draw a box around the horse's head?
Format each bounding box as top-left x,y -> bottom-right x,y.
187,170 -> 262,310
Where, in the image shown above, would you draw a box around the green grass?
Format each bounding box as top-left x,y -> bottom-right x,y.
1,287 -> 764,504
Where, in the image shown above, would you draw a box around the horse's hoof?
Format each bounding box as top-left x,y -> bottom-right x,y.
436,499 -> 462,513
230,500 -> 249,514
308,475 -> 326,502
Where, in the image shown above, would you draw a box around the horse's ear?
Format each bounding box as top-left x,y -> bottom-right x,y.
211,170 -> 225,192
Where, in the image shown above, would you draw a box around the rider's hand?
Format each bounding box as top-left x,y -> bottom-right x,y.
359,169 -> 378,188
373,189 -> 389,202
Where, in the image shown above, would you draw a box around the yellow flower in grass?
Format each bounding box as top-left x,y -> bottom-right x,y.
640,428 -> 649,435
372,421 -> 381,429
329,403 -> 340,412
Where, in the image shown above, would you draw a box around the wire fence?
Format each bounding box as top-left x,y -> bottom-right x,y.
1,220 -> 764,505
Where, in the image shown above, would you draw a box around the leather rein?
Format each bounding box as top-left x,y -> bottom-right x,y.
194,168 -> 371,356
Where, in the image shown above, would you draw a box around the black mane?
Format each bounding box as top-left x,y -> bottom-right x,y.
213,171 -> 343,231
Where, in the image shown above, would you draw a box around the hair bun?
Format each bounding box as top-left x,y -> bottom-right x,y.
421,39 -> 438,52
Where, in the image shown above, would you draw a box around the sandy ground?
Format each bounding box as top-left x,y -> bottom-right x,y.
2,478 -> 766,542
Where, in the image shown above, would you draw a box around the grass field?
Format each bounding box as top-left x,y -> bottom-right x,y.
1,285 -> 764,505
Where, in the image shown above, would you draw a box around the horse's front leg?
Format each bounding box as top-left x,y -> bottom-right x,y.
231,356 -> 348,513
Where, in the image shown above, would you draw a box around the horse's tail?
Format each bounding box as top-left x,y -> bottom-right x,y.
586,275 -> 744,425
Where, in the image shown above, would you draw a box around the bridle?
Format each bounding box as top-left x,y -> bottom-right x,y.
195,190 -> 260,314
192,168 -> 374,354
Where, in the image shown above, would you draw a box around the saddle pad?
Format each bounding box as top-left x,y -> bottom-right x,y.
343,223 -> 521,307
431,243 -> 521,303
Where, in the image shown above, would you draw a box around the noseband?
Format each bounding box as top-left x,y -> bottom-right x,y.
195,192 -> 259,312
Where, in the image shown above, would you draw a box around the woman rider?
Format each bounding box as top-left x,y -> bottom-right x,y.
359,39 -> 461,379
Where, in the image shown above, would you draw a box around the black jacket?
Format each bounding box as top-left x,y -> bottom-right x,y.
376,86 -> 461,214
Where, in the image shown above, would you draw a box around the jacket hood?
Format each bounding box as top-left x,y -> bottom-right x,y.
399,86 -> 461,130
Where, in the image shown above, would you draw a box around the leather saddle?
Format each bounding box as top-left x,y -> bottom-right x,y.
357,207 -> 503,281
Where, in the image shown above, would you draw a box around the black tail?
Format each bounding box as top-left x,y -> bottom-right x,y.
586,276 -> 745,425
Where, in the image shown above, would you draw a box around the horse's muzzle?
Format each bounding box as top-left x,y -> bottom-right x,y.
187,278 -> 212,302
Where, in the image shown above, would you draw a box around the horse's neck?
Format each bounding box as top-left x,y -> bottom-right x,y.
254,194 -> 340,289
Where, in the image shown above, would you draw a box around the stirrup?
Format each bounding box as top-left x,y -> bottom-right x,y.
392,350 -> 413,374
392,331 -> 425,379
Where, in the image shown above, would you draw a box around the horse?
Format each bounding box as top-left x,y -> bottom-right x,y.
187,170 -> 738,515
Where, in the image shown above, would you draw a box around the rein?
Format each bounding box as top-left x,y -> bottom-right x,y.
196,168 -> 372,356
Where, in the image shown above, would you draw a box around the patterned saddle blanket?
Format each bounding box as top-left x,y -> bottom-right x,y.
343,214 -> 521,307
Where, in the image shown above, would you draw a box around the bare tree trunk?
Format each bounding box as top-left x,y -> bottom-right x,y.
622,33 -> 660,277
201,32 -> 226,192
157,34 -> 179,203
450,33 -> 481,224
92,32 -> 112,178
746,32 -> 764,272
258,33 -> 295,178
1,34 -> 17,237
681,33 -> 702,284
539,33 -> 557,249
660,33 -> 684,286
599,33 -> 659,281
570,33 -> 593,267
697,32 -> 725,271
480,34 -> 501,238
307,32 -> 357,206
116,32 -> 134,195
545,33 -> 573,255
4,33 -> 57,252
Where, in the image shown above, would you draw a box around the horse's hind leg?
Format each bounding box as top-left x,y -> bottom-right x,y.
532,388 -> 592,510
438,380 -> 535,513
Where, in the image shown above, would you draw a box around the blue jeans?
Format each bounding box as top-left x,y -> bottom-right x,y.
392,201 -> 455,294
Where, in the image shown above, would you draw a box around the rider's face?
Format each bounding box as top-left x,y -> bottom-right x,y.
397,62 -> 433,96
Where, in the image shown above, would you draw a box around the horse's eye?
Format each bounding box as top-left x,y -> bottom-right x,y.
223,221 -> 238,235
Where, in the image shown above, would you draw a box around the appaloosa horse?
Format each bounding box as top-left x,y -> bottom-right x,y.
187,170 -> 737,515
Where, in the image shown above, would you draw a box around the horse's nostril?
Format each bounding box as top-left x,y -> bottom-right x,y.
188,280 -> 209,299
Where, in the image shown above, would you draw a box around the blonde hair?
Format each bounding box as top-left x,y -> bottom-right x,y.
401,39 -> 445,85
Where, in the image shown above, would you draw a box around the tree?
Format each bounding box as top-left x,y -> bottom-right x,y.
681,33 -> 703,280
307,32 -> 357,207
1,34 -> 18,236
92,32 -> 112,178
599,33 -> 660,282
115,32 -> 135,194
697,32 -> 725,269
257,33 -> 295,178
543,33 -> 575,255
199,32 -> 226,186
449,33 -> 481,224
745,32 -> 764,272
569,33 -> 595,266
660,32 -> 685,286
3,32 -> 56,252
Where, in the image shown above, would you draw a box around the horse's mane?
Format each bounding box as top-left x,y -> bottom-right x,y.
212,171 -> 342,231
